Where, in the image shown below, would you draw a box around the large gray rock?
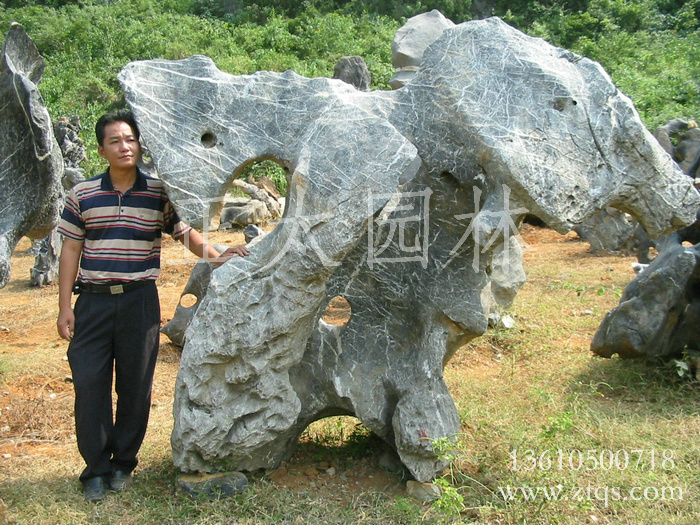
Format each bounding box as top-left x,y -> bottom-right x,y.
0,23 -> 64,288
30,116 -> 86,287
592,207 -> 700,360
573,207 -> 636,254
592,243 -> 700,360
389,10 -> 455,89
118,17 -> 699,481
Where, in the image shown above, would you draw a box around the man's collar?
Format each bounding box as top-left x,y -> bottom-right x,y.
100,168 -> 147,192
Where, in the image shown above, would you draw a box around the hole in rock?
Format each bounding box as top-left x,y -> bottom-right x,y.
217,159 -> 289,229
321,296 -> 351,326
523,214 -> 547,227
301,416 -> 375,456
201,132 -> 217,148
179,293 -> 198,308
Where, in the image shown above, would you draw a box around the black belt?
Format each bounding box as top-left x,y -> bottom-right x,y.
73,280 -> 150,295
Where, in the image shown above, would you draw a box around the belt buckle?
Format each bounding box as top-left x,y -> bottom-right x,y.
110,284 -> 124,294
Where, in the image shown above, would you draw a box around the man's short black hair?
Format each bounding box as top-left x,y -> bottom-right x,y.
95,109 -> 140,147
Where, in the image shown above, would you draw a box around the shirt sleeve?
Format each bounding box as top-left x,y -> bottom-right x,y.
163,199 -> 192,239
56,188 -> 85,241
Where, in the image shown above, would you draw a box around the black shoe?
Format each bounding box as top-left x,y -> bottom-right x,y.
110,470 -> 132,492
83,476 -> 109,502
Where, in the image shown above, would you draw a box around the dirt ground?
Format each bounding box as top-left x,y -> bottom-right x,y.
0,224 -> 637,498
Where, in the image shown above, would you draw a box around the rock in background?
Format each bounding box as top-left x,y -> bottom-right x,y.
0,23 -> 64,288
30,116 -> 86,286
119,16 -> 699,481
592,204 -> 700,361
333,55 -> 371,91
389,10 -> 454,89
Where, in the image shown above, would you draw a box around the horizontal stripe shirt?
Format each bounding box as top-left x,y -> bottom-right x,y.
58,169 -> 191,283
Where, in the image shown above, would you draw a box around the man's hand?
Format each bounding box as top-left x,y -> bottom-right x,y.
220,244 -> 250,258
57,307 -> 75,340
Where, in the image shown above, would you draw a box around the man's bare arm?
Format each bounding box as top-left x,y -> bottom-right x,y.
56,238 -> 83,340
177,228 -> 249,264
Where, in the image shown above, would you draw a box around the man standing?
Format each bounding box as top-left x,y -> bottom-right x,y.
56,110 -> 249,502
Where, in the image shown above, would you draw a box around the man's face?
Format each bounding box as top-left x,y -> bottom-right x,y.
98,121 -> 141,170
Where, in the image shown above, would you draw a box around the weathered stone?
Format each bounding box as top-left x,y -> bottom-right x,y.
30,116 -> 86,287
674,128 -> 700,175
333,55 -> 371,91
573,207 -> 636,254
0,23 -> 64,288
161,244 -> 228,348
389,10 -> 455,89
592,243 -> 700,359
219,197 -> 270,227
176,471 -> 248,499
232,178 -> 282,219
406,480 -> 441,502
119,16 -> 699,482
592,205 -> 700,361
243,224 -> 265,243
654,118 -> 700,175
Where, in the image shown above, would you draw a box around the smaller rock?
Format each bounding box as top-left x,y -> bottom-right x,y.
333,55 -> 371,91
500,315 -> 516,329
243,224 -> 265,243
176,471 -> 248,499
406,480 -> 441,502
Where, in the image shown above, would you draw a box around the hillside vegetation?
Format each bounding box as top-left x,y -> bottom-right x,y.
1,0 -> 698,176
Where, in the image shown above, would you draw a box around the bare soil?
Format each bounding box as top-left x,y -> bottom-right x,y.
0,224 -> 636,498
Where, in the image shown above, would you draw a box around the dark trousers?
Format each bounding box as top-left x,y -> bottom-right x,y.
67,281 -> 160,482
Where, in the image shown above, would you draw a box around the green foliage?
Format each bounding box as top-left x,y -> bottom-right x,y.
0,0 -> 697,177
0,0 -> 398,177
242,160 -> 288,196
190,0 -> 476,23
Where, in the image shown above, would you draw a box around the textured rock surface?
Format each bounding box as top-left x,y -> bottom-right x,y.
161,245 -> 228,348
30,116 -> 86,287
176,471 -> 248,499
389,10 -> 454,89
333,55 -> 371,91
592,208 -> 700,360
573,207 -> 636,253
119,17 -> 699,481
0,23 -> 64,288
592,243 -> 700,360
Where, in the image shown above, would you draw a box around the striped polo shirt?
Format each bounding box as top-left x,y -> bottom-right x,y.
58,169 -> 191,283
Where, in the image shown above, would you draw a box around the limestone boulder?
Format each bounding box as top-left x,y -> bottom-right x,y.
0,23 -> 64,288
573,207 -> 636,254
333,55 -> 371,91
592,243 -> 700,360
389,10 -> 454,89
219,198 -> 270,228
592,207 -> 700,360
119,17 -> 699,481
